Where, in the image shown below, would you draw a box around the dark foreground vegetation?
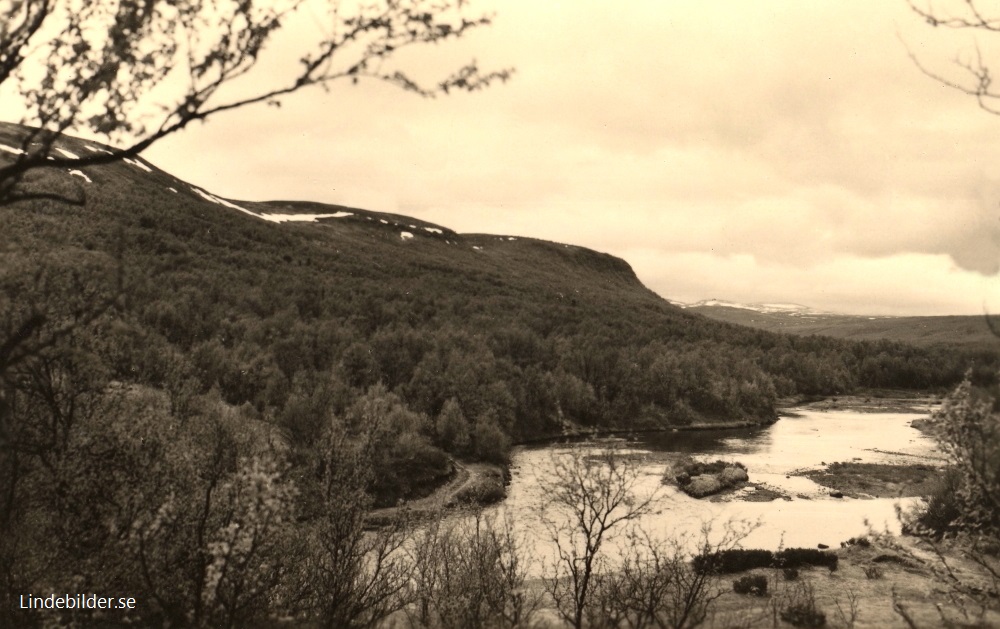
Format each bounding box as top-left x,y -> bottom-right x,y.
2,125 -> 999,626
693,548 -> 839,575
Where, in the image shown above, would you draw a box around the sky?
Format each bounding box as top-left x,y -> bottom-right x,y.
10,0 -> 1000,315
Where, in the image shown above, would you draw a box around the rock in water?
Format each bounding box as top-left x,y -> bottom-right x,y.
686,474 -> 723,498
721,466 -> 749,485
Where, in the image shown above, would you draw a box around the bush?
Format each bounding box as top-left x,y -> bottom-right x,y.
451,469 -> 506,506
685,474 -> 723,498
782,603 -> 827,628
924,377 -> 1000,536
781,583 -> 827,628
693,547 -> 838,574
840,536 -> 871,549
776,548 -> 838,571
783,567 -> 800,581
916,467 -> 964,535
733,574 -> 768,596
863,565 -> 884,580
720,465 -> 749,485
693,548 -> 774,574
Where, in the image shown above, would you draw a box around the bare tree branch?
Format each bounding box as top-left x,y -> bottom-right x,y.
0,0 -> 513,206
905,0 -> 1000,115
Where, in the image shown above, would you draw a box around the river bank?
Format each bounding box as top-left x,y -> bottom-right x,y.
784,389 -> 942,414
372,389 -> 944,521
365,460 -> 507,526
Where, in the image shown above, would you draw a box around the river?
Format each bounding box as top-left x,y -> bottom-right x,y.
493,406 -> 942,565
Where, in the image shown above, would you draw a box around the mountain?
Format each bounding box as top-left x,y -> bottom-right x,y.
679,299 -> 997,349
2,122 -> 996,497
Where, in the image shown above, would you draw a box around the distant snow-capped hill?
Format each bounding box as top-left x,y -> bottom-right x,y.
677,299 -> 836,317
674,297 -> 993,348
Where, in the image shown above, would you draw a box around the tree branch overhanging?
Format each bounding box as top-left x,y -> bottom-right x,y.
0,0 -> 513,206
906,0 -> 1000,115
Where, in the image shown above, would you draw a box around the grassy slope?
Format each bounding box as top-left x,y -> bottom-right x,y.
0,123 -> 667,317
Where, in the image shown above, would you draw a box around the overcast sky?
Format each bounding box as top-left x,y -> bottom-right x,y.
41,1 -> 1000,314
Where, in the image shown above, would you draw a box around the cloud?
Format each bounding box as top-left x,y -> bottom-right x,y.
621,249 -> 1000,316
126,0 -> 1000,313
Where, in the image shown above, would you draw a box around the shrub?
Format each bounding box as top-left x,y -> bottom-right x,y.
916,466 -> 964,535
693,548 -> 774,574
840,536 -> 871,549
694,547 -> 838,574
720,465 -> 749,485
783,567 -> 800,581
451,470 -> 506,506
782,603 -> 827,628
863,565 -> 884,580
924,377 -> 1000,536
685,474 -> 723,498
733,574 -> 768,596
781,583 -> 827,628
776,548 -> 838,571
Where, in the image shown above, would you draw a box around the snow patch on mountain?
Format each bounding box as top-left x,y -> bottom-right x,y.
192,186 -> 355,223
192,187 -> 258,218
123,157 -> 152,173
261,211 -> 353,222
68,170 -> 91,183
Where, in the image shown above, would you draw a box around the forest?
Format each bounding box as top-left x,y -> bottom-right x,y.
2,124 -> 999,626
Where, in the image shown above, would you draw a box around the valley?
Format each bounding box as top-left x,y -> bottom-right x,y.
2,122 -> 998,628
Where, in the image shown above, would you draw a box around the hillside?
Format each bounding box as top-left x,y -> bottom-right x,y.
681,300 -> 999,349
2,122 -> 997,505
